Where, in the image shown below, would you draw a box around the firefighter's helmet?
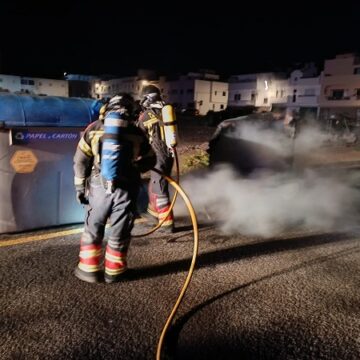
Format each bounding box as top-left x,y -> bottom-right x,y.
140,85 -> 162,108
107,93 -> 134,116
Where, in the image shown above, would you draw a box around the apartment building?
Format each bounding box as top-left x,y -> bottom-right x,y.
0,74 -> 68,97
319,53 -> 360,122
229,67 -> 320,119
160,71 -> 228,115
91,70 -> 228,116
91,69 -> 158,100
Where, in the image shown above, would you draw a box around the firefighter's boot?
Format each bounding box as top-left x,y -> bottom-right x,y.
157,195 -> 175,233
75,238 -> 103,283
104,242 -> 128,283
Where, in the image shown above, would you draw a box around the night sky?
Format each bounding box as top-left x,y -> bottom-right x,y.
1,0 -> 359,79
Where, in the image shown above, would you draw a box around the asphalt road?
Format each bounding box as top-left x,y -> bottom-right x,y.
1,218 -> 360,360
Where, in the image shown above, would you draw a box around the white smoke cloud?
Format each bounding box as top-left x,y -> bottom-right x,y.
175,122 -> 360,237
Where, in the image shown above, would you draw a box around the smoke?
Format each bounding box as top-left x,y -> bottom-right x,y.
175,122 -> 360,237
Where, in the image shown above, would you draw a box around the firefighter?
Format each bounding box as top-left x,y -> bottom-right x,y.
73,93 -> 156,284
137,85 -> 176,233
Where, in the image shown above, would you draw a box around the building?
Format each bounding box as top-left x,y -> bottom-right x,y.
319,53 -> 360,123
0,74 -> 68,97
91,69 -> 228,116
159,71 -> 228,115
228,66 -> 320,120
228,72 -> 287,112
64,73 -> 99,98
91,69 -> 158,100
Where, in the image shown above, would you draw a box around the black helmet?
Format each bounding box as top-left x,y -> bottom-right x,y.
140,85 -> 163,108
107,92 -> 134,115
141,84 -> 161,97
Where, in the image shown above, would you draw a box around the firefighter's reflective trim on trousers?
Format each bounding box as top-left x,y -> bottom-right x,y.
78,137 -> 93,157
147,205 -> 159,218
105,245 -> 127,276
78,243 -> 102,273
158,205 -> 174,226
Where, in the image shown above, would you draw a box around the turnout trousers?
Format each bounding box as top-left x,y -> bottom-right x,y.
77,175 -> 137,279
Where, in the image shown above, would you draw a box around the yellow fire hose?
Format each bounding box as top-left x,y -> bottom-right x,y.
131,146 -> 199,359
153,169 -> 199,360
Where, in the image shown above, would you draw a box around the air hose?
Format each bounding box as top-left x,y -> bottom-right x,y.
152,169 -> 199,360
133,147 -> 180,238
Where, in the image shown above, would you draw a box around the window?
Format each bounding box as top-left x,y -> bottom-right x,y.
214,91 -> 217,95
220,104 -> 224,109
186,89 -> 193,94
280,90 -> 285,97
354,68 -> 360,75
20,79 -> 35,85
331,89 -> 344,100
0,78 -> 3,82
251,93 -> 256,101
276,90 -> 279,98
356,89 -> 360,100
212,104 -> 215,110
222,91 -> 226,96
263,98 -> 268,104
234,93 -> 241,101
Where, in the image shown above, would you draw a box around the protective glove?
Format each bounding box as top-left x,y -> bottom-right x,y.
76,190 -> 89,205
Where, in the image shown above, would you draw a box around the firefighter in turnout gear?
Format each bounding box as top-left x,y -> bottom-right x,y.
137,85 -> 177,233
73,93 -> 156,284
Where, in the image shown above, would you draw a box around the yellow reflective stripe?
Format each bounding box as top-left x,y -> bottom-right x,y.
143,118 -> 159,127
90,134 -> 102,157
80,249 -> 102,258
105,253 -> 125,263
78,263 -> 101,272
74,176 -> 85,186
79,138 -> 92,157
88,130 -> 104,140
105,267 -> 127,276
147,207 -> 159,218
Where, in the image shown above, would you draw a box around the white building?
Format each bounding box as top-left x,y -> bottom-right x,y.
91,70 -> 228,116
91,69 -> 158,100
228,69 -> 320,118
271,70 -> 320,119
319,53 -> 360,122
228,72 -> 287,111
159,72 -> 228,115
0,74 -> 68,97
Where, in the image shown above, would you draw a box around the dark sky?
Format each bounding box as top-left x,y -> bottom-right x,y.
1,0 -> 359,79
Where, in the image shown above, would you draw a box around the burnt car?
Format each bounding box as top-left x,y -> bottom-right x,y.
208,113 -> 293,175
